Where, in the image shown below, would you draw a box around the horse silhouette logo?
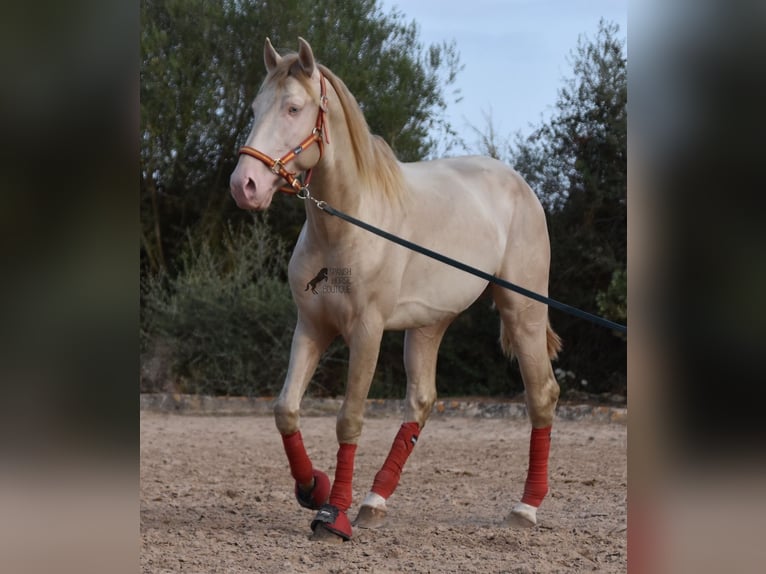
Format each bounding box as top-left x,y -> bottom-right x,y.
305,267 -> 328,294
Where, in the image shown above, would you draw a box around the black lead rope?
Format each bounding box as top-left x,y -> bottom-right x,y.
311,199 -> 627,335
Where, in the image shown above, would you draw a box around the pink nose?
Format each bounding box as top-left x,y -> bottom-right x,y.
229,171 -> 257,208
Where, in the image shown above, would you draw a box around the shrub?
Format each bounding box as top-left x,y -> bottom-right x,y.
141,219 -> 297,396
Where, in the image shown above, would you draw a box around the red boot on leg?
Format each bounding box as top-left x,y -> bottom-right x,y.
282,431 -> 329,510
521,425 -> 552,507
355,422 -> 420,529
311,443 -> 356,541
295,469 -> 331,510
371,422 -> 420,499
508,425 -> 552,527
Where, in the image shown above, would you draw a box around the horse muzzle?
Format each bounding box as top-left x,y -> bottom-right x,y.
229,164 -> 279,211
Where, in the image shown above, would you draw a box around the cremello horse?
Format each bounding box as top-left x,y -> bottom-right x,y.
230,38 -> 561,542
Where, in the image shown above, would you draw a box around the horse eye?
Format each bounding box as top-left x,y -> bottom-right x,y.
288,105 -> 299,115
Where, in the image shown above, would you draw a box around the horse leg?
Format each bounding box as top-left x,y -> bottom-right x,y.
274,320 -> 334,511
495,289 -> 561,528
355,320 -> 451,529
310,321 -> 384,543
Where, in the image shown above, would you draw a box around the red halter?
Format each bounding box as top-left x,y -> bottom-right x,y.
238,74 -> 329,195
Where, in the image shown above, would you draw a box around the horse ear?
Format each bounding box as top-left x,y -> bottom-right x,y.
264,37 -> 281,73
297,37 -> 315,77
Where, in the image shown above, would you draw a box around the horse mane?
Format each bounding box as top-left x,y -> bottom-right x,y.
317,64 -> 407,203
263,54 -> 407,203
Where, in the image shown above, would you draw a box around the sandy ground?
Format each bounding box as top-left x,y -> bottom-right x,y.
141,412 -> 626,573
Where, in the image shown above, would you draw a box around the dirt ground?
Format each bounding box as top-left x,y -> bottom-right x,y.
141,412 -> 626,573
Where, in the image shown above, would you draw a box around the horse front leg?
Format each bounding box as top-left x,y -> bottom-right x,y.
274,319 -> 334,511
310,321 -> 384,543
355,320 -> 452,529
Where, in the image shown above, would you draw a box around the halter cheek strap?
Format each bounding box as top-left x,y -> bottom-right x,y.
238,74 -> 329,195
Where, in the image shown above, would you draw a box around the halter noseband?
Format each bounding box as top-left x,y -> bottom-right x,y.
238,73 -> 329,196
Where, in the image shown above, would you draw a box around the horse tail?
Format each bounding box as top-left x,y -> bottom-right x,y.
546,321 -> 562,360
499,318 -> 562,361
304,283 -> 310,291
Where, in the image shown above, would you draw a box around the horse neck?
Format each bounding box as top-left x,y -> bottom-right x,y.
302,111 -> 366,242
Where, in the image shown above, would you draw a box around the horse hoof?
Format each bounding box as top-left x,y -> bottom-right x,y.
506,502 -> 538,528
310,523 -> 347,544
353,504 -> 388,529
310,504 -> 352,541
295,469 -> 331,510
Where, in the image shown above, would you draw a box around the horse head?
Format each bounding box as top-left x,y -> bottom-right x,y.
230,37 -> 327,210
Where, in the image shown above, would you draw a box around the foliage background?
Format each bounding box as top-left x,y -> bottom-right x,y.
140,0 -> 626,401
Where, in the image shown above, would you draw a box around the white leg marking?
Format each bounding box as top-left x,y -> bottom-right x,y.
362,492 -> 387,509
507,502 -> 538,528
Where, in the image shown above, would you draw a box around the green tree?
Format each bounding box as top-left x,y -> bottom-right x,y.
511,19 -> 627,393
465,20 -> 626,396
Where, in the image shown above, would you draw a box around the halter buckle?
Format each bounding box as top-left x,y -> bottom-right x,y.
270,159 -> 284,175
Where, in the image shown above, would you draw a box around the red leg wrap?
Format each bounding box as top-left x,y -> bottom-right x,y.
521,425 -> 552,507
281,431 -> 314,487
371,422 -> 420,499
329,443 -> 357,512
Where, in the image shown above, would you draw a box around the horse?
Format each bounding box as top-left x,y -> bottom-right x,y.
229,37 -> 562,543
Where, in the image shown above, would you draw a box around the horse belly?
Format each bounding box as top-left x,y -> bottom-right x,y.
385,292 -> 482,330
384,252 -> 496,330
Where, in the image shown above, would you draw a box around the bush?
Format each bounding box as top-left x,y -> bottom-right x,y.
140,219 -> 298,396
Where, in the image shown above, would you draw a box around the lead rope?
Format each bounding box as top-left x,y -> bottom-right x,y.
295,188 -> 627,335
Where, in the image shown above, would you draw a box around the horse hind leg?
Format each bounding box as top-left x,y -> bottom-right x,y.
494,286 -> 561,528
354,319 -> 451,529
